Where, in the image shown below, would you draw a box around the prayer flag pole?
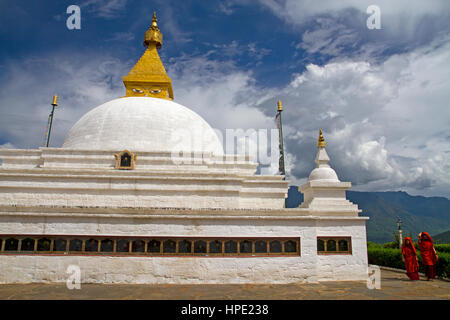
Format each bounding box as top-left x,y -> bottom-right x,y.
276,100 -> 286,178
45,95 -> 58,147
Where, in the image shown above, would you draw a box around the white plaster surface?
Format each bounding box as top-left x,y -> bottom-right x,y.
0,149 -> 287,209
0,212 -> 368,284
62,97 -> 224,155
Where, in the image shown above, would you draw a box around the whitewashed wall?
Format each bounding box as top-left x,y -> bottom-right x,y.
0,149 -> 288,209
0,214 -> 368,284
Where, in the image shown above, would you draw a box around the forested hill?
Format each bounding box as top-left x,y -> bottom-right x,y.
433,230 -> 450,244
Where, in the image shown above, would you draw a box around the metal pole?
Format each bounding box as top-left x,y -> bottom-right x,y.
397,218 -> 403,248
276,100 -> 286,178
45,95 -> 58,147
276,100 -> 287,209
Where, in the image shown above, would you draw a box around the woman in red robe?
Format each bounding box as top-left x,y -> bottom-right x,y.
418,232 -> 438,280
401,237 -> 420,280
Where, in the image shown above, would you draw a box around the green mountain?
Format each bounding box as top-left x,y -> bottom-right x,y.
433,230 -> 450,244
286,187 -> 450,244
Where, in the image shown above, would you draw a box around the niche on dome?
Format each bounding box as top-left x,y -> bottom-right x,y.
114,150 -> 137,170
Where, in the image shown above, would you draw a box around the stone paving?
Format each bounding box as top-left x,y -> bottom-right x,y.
0,269 -> 448,300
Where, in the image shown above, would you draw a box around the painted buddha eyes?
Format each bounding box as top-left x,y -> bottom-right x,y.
132,88 -> 161,94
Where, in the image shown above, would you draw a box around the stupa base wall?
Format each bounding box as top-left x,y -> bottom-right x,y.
0,208 -> 369,284
0,255 -> 368,284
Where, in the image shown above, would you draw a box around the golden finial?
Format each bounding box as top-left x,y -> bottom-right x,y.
317,129 -> 326,148
277,100 -> 283,112
51,95 -> 58,107
144,11 -> 163,49
152,11 -> 158,27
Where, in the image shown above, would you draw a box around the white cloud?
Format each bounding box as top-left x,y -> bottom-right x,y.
218,2 -> 234,15
0,143 -> 15,149
167,53 -> 283,174
106,32 -> 135,42
260,0 -> 449,22
167,54 -> 276,132
260,0 -> 450,61
81,0 -> 128,19
156,5 -> 193,45
0,51 -> 128,149
297,18 -> 360,57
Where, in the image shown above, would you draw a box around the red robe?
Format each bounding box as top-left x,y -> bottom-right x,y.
419,232 -> 438,266
402,238 -> 419,280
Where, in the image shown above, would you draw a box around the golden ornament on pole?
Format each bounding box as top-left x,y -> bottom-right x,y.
277,100 -> 283,112
51,95 -> 58,107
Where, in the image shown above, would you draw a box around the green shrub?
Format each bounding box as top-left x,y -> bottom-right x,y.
367,247 -> 404,269
383,241 -> 398,249
367,241 -> 382,249
383,240 -> 421,250
367,247 -> 450,278
435,244 -> 450,254
434,252 -> 450,278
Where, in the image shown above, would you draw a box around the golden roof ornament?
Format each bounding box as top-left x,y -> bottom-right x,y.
123,12 -> 174,100
317,129 -> 326,148
51,95 -> 58,107
277,100 -> 283,112
144,12 -> 163,49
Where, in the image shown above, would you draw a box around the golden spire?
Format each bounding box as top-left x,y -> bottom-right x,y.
277,100 -> 283,112
317,129 -> 326,148
123,12 -> 174,100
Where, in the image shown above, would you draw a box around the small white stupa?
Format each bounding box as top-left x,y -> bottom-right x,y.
299,129 -> 360,215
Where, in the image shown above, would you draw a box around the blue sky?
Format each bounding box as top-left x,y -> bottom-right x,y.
1,0 -> 450,198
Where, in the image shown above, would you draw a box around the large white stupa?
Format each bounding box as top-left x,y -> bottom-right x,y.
0,13 -> 368,284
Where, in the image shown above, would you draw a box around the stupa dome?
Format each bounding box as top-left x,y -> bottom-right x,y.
62,97 -> 224,155
307,129 -> 340,182
308,166 -> 339,182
